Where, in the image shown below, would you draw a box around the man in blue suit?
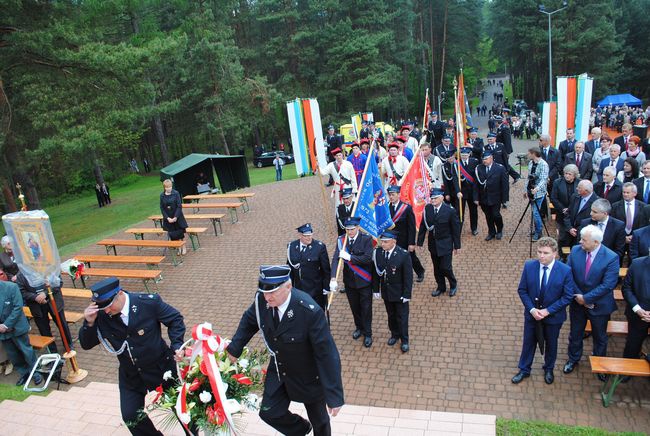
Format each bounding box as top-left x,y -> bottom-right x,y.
597,144 -> 624,182
564,225 -> 620,381
622,255 -> 650,368
512,237 -> 575,385
630,225 -> 650,260
577,198 -> 627,263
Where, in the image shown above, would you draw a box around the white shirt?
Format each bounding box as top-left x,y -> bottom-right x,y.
596,217 -> 609,232
276,293 -> 292,321
539,259 -> 555,288
120,293 -> 130,326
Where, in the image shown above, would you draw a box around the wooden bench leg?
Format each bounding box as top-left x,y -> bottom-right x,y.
134,233 -> 144,241
189,234 -> 198,251
243,198 -> 250,213
80,275 -> 87,289
601,374 -> 624,407
152,219 -> 158,228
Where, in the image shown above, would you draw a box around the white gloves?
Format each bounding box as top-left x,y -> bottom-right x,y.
329,280 -> 338,292
340,251 -> 351,261
323,289 -> 330,295
401,297 -> 410,303
373,293 -> 381,300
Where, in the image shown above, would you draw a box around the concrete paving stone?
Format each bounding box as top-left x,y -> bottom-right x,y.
462,422 -> 497,435
429,420 -> 463,432
389,427 -> 425,436
429,411 -> 464,423
361,415 -> 396,427
353,424 -> 391,436
462,413 -> 496,424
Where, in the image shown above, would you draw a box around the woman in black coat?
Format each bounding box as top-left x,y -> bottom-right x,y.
160,179 -> 188,255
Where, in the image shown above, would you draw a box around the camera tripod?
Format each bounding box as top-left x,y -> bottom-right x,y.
509,195 -> 550,257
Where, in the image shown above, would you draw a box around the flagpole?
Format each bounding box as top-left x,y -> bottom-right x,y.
315,139 -> 336,237
422,88 -> 429,131
328,147 -> 374,312
453,77 -> 463,222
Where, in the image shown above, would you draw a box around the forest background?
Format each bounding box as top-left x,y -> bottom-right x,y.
1,0 -> 648,211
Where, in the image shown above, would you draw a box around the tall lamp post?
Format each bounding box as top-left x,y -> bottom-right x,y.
538,1 -> 568,101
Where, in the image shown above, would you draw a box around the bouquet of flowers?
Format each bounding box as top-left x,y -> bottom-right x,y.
60,258 -> 84,279
147,323 -> 267,435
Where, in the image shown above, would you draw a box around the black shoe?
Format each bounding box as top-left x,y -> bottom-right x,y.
15,373 -> 28,386
352,329 -> 362,340
33,372 -> 43,386
431,289 -> 445,297
449,287 -> 458,297
496,232 -> 503,240
339,288 -> 346,294
416,273 -> 425,283
400,343 -> 409,353
472,230 -> 479,236
597,373 -> 608,383
544,370 -> 554,385
363,337 -> 373,348
387,337 -> 398,346
485,234 -> 495,241
620,375 -> 632,383
532,234 -> 540,242
563,361 -> 578,374
511,371 -> 530,384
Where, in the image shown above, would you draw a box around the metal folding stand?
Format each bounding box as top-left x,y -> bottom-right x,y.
23,353 -> 63,393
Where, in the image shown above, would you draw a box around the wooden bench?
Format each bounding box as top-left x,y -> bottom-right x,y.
585,320 -> 650,337
561,247 -> 570,256
589,356 -> 650,407
619,267 -> 627,278
75,254 -> 165,268
125,227 -> 208,251
72,267 -> 163,293
97,239 -> 185,266
23,307 -> 85,324
614,288 -> 623,301
148,214 -> 224,236
29,334 -> 55,350
182,202 -> 243,224
61,288 -> 92,299
183,192 -> 255,212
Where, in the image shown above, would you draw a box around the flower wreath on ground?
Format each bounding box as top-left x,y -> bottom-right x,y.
144,322 -> 267,435
61,258 -> 84,279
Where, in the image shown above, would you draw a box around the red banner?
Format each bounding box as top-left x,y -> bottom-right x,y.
399,151 -> 431,229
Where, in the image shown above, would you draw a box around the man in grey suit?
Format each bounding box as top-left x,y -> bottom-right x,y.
564,141 -> 593,181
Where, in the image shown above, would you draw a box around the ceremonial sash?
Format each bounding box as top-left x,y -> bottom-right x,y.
338,237 -> 372,283
459,163 -> 475,184
392,203 -> 409,222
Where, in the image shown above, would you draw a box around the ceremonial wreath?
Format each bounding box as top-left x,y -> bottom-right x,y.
145,323 -> 267,435
61,258 -> 84,279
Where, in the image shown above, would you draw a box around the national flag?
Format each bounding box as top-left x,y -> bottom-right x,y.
351,113 -> 361,140
458,72 -> 473,129
422,88 -> 431,131
398,150 -> 431,229
353,148 -> 393,238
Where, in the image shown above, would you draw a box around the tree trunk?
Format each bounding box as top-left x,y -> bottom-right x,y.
439,0 -> 449,97
219,127 -> 231,155
153,116 -> 170,165
1,179 -> 17,213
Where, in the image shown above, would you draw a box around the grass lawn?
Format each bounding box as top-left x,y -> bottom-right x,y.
0,383 -> 45,402
496,418 -> 644,436
0,162 -> 309,258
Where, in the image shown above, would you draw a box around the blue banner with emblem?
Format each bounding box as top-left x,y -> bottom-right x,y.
352,149 -> 393,238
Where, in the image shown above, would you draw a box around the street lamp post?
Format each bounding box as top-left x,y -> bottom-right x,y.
538,1 -> 568,101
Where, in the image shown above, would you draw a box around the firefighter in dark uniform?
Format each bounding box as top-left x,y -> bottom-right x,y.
325,125 -> 342,186
79,278 -> 186,436
495,114 -> 521,182
336,188 -> 355,236
330,217 -> 375,348
417,189 -> 462,297
473,150 -> 509,240
287,223 -> 331,310
441,150 -> 461,211
360,120 -> 370,139
387,185 -> 425,282
427,111 -> 445,146
372,230 -> 413,353
457,146 -> 480,235
484,132 -> 507,167
227,265 -> 344,436
435,135 -> 456,160
467,128 -> 485,161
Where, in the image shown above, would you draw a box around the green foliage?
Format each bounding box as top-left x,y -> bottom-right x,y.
496,418 -> 644,435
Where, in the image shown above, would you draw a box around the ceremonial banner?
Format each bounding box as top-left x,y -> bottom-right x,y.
553,74 -> 592,146
556,77 -> 569,146
458,72 -> 473,129
422,88 -> 431,131
353,148 -> 393,238
2,210 -> 61,287
399,151 -> 430,229
574,74 -> 594,142
301,98 -> 328,169
541,101 -> 557,147
361,112 -> 374,123
286,99 -> 310,176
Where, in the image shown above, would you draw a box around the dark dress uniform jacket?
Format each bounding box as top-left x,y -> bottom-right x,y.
0,281 -> 30,340
417,203 -> 461,256
287,240 -> 331,298
336,202 -> 355,236
468,138 -> 485,161
496,124 -> 513,154
79,293 -> 185,389
389,202 -> 416,248
550,178 -> 579,226
372,246 -> 413,302
331,233 -> 374,289
484,142 -> 507,167
473,163 -> 509,205
228,289 -> 344,408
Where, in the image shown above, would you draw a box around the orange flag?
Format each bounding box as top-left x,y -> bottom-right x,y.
399,151 -> 431,229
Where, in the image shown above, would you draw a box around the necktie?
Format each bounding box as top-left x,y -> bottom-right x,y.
604,185 -> 610,198
543,148 -> 548,160
595,140 -> 599,149
599,222 -> 605,232
384,250 -> 389,261
463,161 -> 468,166
300,245 -> 306,253
540,266 -> 549,299
585,252 -> 592,279
610,159 -> 615,167
434,207 -> 439,216
625,202 -> 633,233
576,154 -> 581,168
273,307 -> 280,328
645,180 -> 650,203
346,207 -> 350,214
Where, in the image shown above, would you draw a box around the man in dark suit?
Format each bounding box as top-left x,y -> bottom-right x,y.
563,141 -> 593,181
584,127 -> 603,155
335,188 -> 355,236
564,225 -> 619,381
558,128 -> 577,161
435,135 -> 456,160
512,237 -> 575,385
467,128 -> 485,161
495,115 -> 521,182
483,133 -> 508,168
550,164 -> 580,249
456,146 -> 480,235
578,198 -> 626,262
330,217 -> 374,347
387,186 -> 425,282
594,166 -> 623,204
614,123 -> 633,151
0,281 -> 43,386
372,230 -> 413,352
630,225 -> 650,260
473,150 -> 509,240
621,255 -> 650,368
633,160 -> 650,204
287,224 -> 331,310
597,144 -> 624,182
427,111 -> 445,146
539,134 -> 562,189
79,278 -> 186,435
611,182 -> 649,251
567,180 -> 598,245
417,189 -> 462,297
228,265 -> 344,436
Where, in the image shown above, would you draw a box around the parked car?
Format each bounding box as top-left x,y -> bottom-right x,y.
253,151 -> 295,168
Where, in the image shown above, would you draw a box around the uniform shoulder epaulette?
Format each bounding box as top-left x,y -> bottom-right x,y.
138,293 -> 159,300
297,298 -> 318,311
395,245 -> 408,254
317,240 -> 323,245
